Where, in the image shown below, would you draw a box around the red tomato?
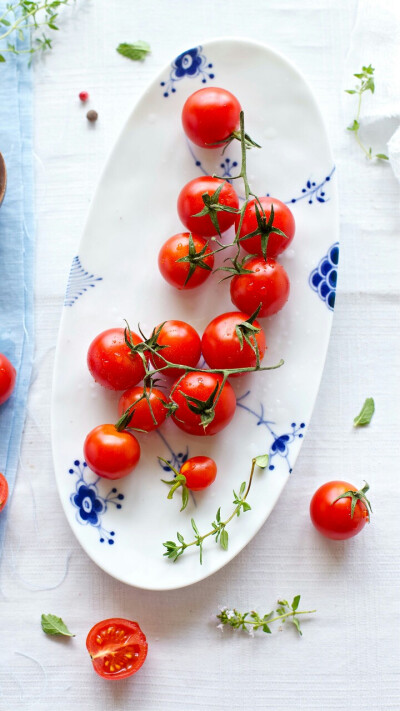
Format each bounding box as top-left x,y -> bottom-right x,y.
150,320 -> 201,378
180,456 -> 217,490
182,87 -> 241,148
201,311 -> 266,376
0,353 -> 16,405
236,197 -> 295,258
230,257 -> 290,318
84,424 -> 140,479
177,176 -> 239,237
86,618 -> 148,680
158,232 -> 214,290
118,386 -> 169,432
87,328 -> 146,391
171,371 -> 236,436
310,481 -> 371,540
0,473 -> 9,513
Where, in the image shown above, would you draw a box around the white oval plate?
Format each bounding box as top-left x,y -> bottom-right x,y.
51,38 -> 338,590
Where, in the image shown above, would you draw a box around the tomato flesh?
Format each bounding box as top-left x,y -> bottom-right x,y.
177,176 -> 239,237
86,618 -> 148,680
236,197 -> 295,258
180,456 -> 217,490
84,424 -> 141,479
201,311 -> 266,375
230,257 -> 290,318
87,328 -> 146,391
0,353 -> 16,405
158,232 -> 214,290
310,480 -> 369,540
118,386 -> 169,432
182,87 -> 241,148
0,473 -> 8,513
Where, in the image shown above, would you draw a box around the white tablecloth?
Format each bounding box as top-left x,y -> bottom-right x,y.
1,1 -> 399,709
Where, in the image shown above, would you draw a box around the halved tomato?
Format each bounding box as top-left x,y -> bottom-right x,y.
0,473 -> 8,513
86,618 -> 148,680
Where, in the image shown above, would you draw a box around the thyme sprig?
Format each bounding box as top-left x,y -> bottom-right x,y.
0,0 -> 75,63
217,595 -> 316,636
345,64 -> 389,161
163,454 -> 269,563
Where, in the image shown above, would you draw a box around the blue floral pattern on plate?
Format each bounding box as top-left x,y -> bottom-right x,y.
160,46 -> 214,97
236,392 -> 305,473
309,242 -> 339,310
69,460 -> 124,544
64,256 -> 102,307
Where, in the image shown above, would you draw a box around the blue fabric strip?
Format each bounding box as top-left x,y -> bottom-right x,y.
0,11 -> 34,550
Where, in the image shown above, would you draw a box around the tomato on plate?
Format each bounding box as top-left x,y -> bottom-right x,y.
201,310 -> 266,375
86,618 -> 148,680
230,257 -> 290,318
0,353 -> 16,405
118,386 -> 169,432
236,197 -> 295,259
180,455 -> 217,490
87,328 -> 146,391
177,176 -> 239,237
171,371 -> 236,436
158,232 -> 214,290
182,87 -> 241,148
310,480 -> 372,540
0,473 -> 8,513
84,424 -> 140,479
149,320 -> 201,378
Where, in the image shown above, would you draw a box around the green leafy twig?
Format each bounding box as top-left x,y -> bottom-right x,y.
116,41 -> 150,62
0,0 -> 75,63
41,613 -> 75,637
353,397 -> 375,427
216,595 -> 316,636
345,65 -> 388,161
163,454 -> 269,563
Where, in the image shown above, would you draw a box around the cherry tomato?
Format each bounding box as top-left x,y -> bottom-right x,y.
177,176 -> 239,237
180,456 -> 217,490
150,320 -> 201,378
86,618 -> 148,680
182,87 -> 241,148
158,232 -> 214,290
171,371 -> 236,436
0,353 -> 16,405
201,311 -> 266,376
230,257 -> 290,318
118,386 -> 169,432
310,481 -> 371,540
236,197 -> 295,258
0,473 -> 9,513
87,328 -> 146,391
84,424 -> 140,479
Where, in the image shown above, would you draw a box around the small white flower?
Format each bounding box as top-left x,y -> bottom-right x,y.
247,629 -> 255,638
226,610 -> 235,620
219,605 -> 227,612
217,623 -> 224,631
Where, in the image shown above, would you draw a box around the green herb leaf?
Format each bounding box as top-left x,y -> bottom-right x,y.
347,119 -> 360,132
0,54 -> 5,63
116,41 -> 151,62
376,153 -> 389,160
220,528 -> 229,550
353,397 -> 375,427
291,617 -> 302,635
291,594 -> 301,611
255,454 -> 269,468
41,614 -> 75,637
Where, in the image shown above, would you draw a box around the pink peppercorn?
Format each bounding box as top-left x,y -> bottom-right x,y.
79,91 -> 89,102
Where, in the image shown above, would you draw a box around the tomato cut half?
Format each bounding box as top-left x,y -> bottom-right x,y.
0,473 -> 8,513
86,618 -> 148,680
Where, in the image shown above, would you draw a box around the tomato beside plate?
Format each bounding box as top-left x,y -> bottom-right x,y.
86,618 -> 148,680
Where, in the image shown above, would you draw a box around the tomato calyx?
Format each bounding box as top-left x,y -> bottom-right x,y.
235,304 -> 262,364
332,480 -> 372,520
217,252 -> 255,281
239,201 -> 288,260
115,379 -> 176,432
206,129 -> 261,153
193,181 -> 239,236
159,458 -> 189,511
179,379 -> 221,429
175,232 -> 213,286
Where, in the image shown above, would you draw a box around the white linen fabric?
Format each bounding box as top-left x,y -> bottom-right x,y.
0,1 -> 399,709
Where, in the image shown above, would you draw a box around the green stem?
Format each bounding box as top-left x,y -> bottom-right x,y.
242,609 -> 316,626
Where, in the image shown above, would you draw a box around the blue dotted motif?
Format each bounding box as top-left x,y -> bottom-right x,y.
236,392 -> 306,473
69,460 -> 124,544
156,431 -> 189,472
309,242 -> 339,311
160,46 -> 214,97
287,167 -> 335,204
64,256 -> 102,307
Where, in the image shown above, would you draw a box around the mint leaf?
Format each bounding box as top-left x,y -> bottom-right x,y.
41,613 -> 75,637
353,397 -> 375,427
116,41 -> 150,62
